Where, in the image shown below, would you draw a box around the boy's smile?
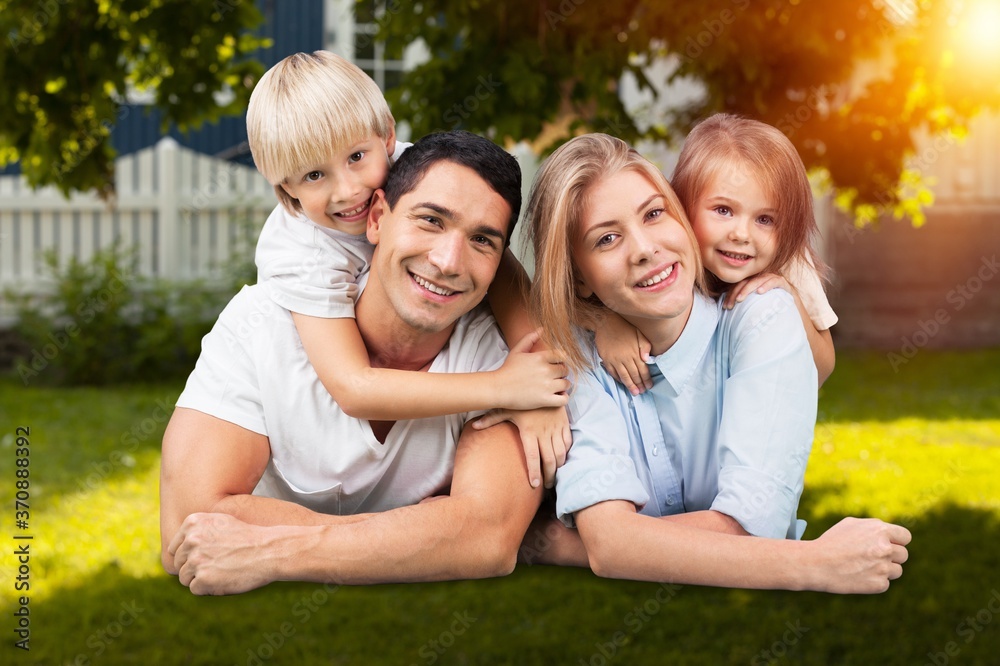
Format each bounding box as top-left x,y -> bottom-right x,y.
280,130 -> 396,235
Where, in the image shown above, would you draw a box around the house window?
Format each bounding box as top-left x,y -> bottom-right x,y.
353,0 -> 405,91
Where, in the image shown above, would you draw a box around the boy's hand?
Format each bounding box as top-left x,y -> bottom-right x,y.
595,317 -> 652,395
473,406 -> 571,489
496,330 -> 570,410
723,272 -> 793,309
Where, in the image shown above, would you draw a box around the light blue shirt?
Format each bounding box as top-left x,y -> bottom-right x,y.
555,290 -> 817,539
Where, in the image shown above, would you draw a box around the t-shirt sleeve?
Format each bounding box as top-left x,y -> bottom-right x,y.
784,255 -> 838,330
554,353 -> 650,528
710,290 -> 818,539
254,204 -> 372,319
175,286 -> 273,436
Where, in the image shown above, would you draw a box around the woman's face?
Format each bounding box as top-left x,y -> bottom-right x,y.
572,169 -> 697,349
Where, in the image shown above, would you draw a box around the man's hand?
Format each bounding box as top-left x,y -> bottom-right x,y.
168,513 -> 285,596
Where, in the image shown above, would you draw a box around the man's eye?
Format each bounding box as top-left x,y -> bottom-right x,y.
472,235 -> 496,248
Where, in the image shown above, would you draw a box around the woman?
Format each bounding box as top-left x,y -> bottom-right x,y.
523,133 -> 908,592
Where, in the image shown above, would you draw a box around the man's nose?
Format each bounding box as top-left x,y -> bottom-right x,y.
428,232 -> 464,276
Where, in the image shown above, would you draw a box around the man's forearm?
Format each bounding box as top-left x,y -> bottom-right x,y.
211,493 -> 374,527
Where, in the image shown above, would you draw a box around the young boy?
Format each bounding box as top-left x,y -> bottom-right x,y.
246,51 -> 569,488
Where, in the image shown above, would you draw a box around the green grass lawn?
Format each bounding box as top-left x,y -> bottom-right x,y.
1,349 -> 998,665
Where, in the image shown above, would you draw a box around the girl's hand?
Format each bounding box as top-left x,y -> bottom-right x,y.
595,315 -> 652,395
473,406 -> 572,489
495,330 -> 570,410
723,272 -> 793,309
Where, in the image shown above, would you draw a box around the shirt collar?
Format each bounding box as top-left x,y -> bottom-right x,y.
647,291 -> 718,394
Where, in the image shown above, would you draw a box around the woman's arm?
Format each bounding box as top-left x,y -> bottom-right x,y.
576,500 -> 909,593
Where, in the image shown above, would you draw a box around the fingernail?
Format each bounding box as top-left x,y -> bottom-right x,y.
532,478 -> 540,488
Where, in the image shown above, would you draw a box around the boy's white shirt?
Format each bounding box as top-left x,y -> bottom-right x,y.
254,141 -> 412,319
782,255 -> 838,331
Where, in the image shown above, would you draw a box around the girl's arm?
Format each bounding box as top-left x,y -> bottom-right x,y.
293,313 -> 568,420
594,311 -> 653,395
724,273 -> 835,385
574,500 -> 909,592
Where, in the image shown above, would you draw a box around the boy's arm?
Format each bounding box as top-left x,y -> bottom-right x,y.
487,248 -> 536,344
168,422 -> 543,594
293,313 -> 569,420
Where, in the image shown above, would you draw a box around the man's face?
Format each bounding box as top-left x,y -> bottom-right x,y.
366,160 -> 511,335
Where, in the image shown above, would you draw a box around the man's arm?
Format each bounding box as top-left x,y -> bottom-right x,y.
159,407 -> 372,574
167,420 -> 543,594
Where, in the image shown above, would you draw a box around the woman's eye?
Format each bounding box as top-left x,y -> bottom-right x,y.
596,233 -> 618,248
646,208 -> 663,221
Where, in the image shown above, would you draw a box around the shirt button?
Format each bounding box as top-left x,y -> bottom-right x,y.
665,496 -> 675,506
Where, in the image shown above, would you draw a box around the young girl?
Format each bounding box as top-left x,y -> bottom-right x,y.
247,53 -> 569,489
596,114 -> 836,392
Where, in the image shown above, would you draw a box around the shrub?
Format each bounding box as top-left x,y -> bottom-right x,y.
6,243 -> 238,386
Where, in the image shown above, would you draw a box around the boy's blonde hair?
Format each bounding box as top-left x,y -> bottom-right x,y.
671,113 -> 826,293
526,133 -> 704,373
247,51 -> 395,213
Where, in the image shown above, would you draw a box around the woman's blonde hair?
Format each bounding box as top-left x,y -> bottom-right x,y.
526,133 -> 703,372
247,51 -> 395,213
671,113 -> 826,293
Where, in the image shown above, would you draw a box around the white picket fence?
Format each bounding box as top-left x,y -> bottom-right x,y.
0,138 -> 276,321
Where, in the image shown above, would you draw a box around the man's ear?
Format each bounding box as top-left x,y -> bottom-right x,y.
367,189 -> 388,245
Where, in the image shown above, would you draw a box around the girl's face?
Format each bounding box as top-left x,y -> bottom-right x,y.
689,162 -> 778,283
572,169 -> 697,352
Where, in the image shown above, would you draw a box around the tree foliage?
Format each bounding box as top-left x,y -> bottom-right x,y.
373,0 -> 1000,225
0,0 -> 268,198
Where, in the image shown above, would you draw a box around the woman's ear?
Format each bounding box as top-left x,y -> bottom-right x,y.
575,274 -> 594,299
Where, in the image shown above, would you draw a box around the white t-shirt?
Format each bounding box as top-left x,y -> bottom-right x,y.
783,255 -> 838,331
176,282 -> 509,515
254,141 -> 412,319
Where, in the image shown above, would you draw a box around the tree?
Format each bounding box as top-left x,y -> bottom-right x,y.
0,0 -> 268,198
373,0 -> 1000,225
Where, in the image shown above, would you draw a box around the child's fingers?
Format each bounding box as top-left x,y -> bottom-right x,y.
472,409 -> 512,431
520,433 -> 542,489
539,438 -> 558,489
509,328 -> 542,354
614,362 -> 643,396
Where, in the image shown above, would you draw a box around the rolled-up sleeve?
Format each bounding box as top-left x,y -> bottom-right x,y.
710,290 -> 817,539
555,369 -> 650,528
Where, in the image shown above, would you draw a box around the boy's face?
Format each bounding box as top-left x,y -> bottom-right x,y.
280,129 -> 396,235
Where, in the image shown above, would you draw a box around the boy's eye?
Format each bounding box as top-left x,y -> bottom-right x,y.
304,171 -> 323,183
349,151 -> 365,163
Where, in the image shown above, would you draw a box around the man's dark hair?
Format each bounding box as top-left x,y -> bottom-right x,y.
384,131 -> 522,244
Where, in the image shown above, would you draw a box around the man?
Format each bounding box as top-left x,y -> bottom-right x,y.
160,131 -> 544,594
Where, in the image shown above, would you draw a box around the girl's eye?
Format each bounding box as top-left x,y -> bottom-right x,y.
349,151 -> 365,163
713,206 -> 732,216
757,215 -> 775,226
304,171 -> 323,182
